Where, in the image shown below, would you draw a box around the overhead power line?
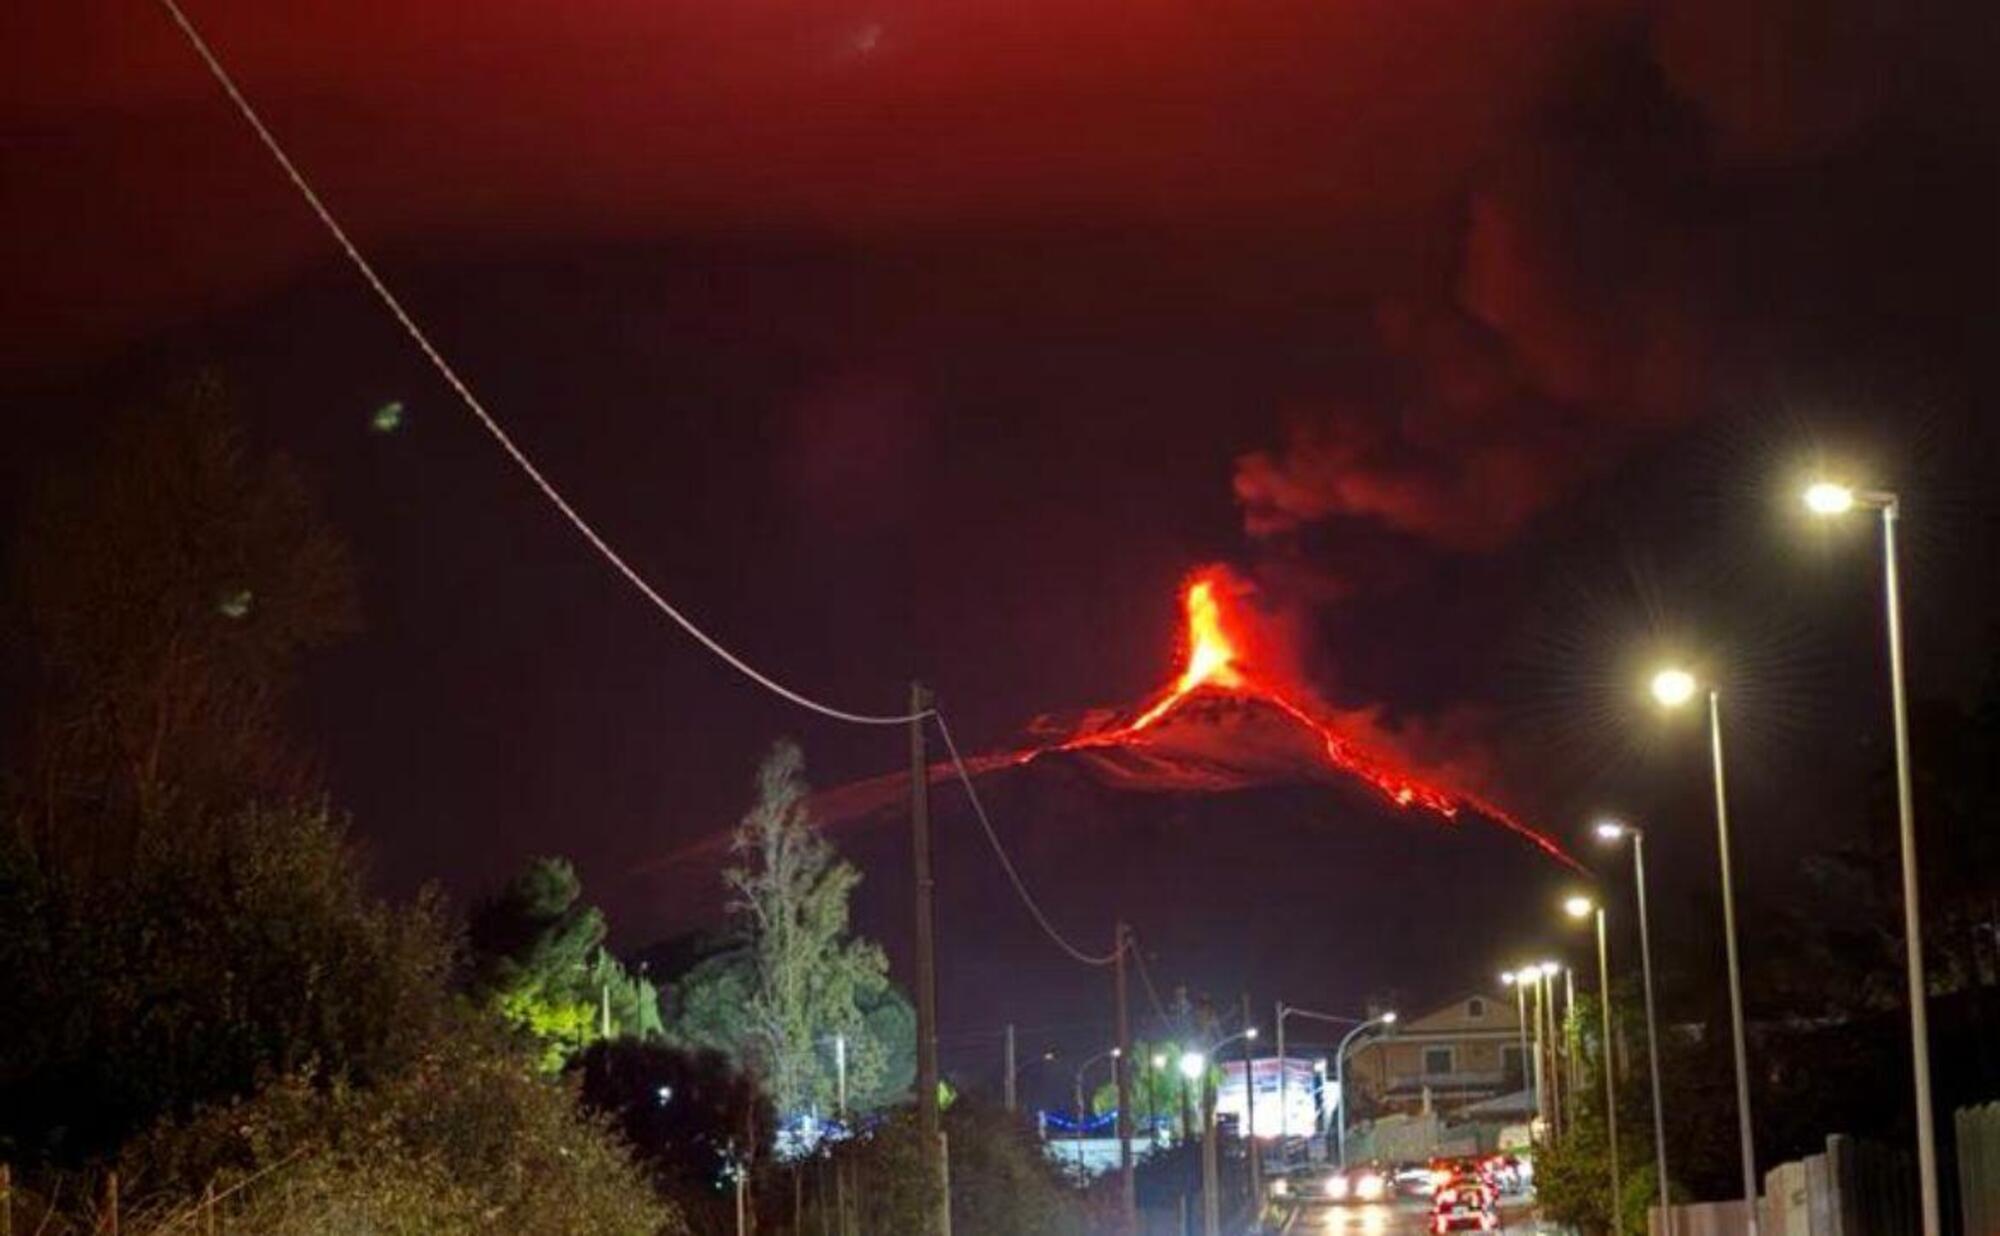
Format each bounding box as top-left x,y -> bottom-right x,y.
152,0 -> 926,729
932,712 -> 1122,967
158,0 -> 1177,985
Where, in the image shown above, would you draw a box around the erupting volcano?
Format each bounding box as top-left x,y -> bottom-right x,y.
794,565 -> 1577,870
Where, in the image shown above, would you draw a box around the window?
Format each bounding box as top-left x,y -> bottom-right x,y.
1501,1045 -> 1525,1079
1466,997 -> 1486,1019
1423,1047 -> 1454,1076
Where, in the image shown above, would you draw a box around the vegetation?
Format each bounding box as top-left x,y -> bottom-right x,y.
0,385 -> 679,1231
718,741 -> 904,1120
839,1098 -> 1084,1236
469,855 -> 664,1070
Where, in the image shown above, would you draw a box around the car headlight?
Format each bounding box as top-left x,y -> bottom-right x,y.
1325,1174 -> 1350,1200
1355,1172 -> 1386,1201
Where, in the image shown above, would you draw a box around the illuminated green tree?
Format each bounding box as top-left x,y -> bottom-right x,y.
468,856 -> 662,1070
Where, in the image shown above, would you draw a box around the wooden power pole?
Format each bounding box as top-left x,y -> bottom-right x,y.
1115,923 -> 1136,1233
909,681 -> 945,1234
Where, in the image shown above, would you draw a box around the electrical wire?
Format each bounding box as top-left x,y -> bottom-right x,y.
152,0 -> 927,729
932,711 -> 1122,967
158,0 -> 1179,983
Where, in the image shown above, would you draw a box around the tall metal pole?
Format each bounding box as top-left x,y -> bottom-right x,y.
1198,1002 -> 1221,1236
1597,907 -> 1621,1226
1707,690 -> 1760,1234
1542,969 -> 1562,1138
1116,926 -> 1137,1234
1004,1023 -> 1017,1113
1512,979 -> 1531,1106
1529,978 -> 1547,1132
1632,831 -> 1673,1231
1275,1003 -> 1288,1165
1333,1017 -> 1386,1169
1879,498 -> 1942,1236
1241,994 -> 1260,1206
909,682 -> 944,1234
1565,968 -> 1581,1130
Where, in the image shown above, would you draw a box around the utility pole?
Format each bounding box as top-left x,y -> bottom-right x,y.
1197,996 -> 1221,1236
1115,924 -> 1137,1234
909,681 -> 944,1234
1004,1022 -> 1018,1113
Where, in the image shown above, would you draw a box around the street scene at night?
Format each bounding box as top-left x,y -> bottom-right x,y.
4,0 -> 1999,1233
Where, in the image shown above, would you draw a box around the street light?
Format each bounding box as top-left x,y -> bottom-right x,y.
1805,477 -> 1939,1236
1538,960 -> 1563,1136
1566,894 -> 1620,1226
1275,1003 -> 1368,1165
1650,667 -> 1697,708
1333,1012 -> 1397,1168
1598,819 -> 1673,1232
1501,972 -> 1534,1119
1652,664 -> 1760,1232
1074,1047 -> 1122,1175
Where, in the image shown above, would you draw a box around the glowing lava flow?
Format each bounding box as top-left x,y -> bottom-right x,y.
646,565 -> 1579,872
1042,568 -> 1575,866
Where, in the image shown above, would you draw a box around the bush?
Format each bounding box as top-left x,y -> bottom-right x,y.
841,1098 -> 1084,1236
120,1015 -> 685,1234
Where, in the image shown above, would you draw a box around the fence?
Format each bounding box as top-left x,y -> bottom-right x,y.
1649,1135 -> 1915,1236
1961,1101 -> 2000,1235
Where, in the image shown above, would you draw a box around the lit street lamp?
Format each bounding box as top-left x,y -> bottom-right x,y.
1804,479 -> 1940,1236
1275,1003 -> 1367,1167
1598,819 -> 1672,1231
1333,1012 -> 1397,1168
1073,1047 -> 1122,1175
1567,894 -> 1620,1227
1652,665 -> 1760,1232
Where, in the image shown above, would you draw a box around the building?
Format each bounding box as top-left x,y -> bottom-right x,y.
1343,994 -> 1528,1119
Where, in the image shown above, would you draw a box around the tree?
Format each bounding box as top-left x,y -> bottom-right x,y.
7,377 -> 357,869
724,741 -> 891,1119
468,857 -> 664,1070
0,802 -> 452,1164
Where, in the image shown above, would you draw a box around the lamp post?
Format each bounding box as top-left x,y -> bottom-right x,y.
1009,1048 -> 1057,1112
1502,971 -> 1533,1114
1805,480 -> 1939,1236
1568,895 -> 1620,1227
1539,960 -> 1563,1138
1332,1012 -> 1398,1168
1652,666 -> 1760,1232
1072,1048 -> 1121,1178
1238,1015 -> 1261,1205
1275,1004 -> 1367,1165
1598,819 -> 1672,1230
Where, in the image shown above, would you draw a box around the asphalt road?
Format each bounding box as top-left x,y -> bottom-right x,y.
1281,1199 -> 1556,1234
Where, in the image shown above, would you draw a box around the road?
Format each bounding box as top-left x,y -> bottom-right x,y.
1280,1200 -> 1558,1234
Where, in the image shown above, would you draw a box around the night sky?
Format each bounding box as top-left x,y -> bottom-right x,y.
5,0 -> 1998,1104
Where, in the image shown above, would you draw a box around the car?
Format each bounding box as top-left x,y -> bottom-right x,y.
1267,1163 -> 1391,1206
1430,1173 -> 1499,1232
